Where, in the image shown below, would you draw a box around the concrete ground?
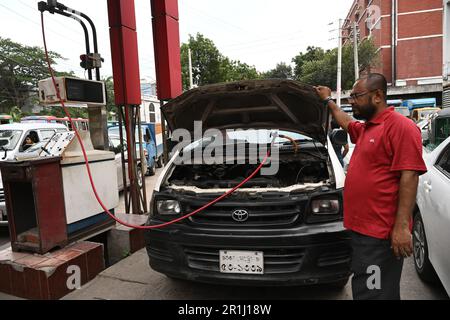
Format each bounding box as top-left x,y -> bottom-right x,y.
63,248 -> 448,300
1,168 -> 449,300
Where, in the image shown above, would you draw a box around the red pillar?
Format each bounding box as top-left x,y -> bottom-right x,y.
107,0 -> 141,105
107,0 -> 142,213
151,0 -> 183,100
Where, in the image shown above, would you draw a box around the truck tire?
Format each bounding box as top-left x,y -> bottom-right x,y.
156,156 -> 163,168
147,160 -> 156,176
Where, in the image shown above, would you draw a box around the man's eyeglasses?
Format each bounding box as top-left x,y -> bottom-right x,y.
349,89 -> 377,101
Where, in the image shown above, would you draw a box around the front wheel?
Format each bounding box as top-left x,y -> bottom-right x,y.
147,159 -> 156,176
136,166 -> 143,189
413,212 -> 439,283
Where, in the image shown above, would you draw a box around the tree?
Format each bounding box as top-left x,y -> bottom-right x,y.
180,33 -> 228,90
226,59 -> 260,82
298,38 -> 379,90
180,33 -> 260,90
0,37 -> 71,113
261,62 -> 293,80
292,46 -> 325,80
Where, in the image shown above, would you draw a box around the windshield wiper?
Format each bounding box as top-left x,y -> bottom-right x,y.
1,147 -> 7,160
40,147 -> 51,155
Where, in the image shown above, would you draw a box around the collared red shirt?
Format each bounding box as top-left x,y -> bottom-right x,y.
344,107 -> 427,239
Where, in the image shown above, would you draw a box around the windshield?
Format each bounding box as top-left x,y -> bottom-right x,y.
420,110 -> 438,118
23,141 -> 48,154
0,130 -> 23,151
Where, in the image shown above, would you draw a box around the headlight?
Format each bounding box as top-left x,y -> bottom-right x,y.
311,199 -> 340,215
156,200 -> 181,215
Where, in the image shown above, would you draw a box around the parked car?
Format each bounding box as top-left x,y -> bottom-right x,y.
417,119 -> 431,144
427,108 -> 450,148
109,134 -> 145,191
414,135 -> 450,297
145,80 -> 351,287
0,123 -> 69,226
108,123 -> 162,176
411,107 -> 440,123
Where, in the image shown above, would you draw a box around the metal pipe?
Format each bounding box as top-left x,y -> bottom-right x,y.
337,19 -> 343,108
391,0 -> 397,86
53,9 -> 92,80
57,3 -> 101,80
160,100 -> 169,165
353,21 -> 360,80
136,107 -> 148,213
118,106 -> 129,213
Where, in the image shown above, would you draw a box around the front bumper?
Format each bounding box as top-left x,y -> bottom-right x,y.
144,222 -> 351,286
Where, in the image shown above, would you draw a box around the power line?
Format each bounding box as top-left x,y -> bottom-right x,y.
183,4 -> 247,33
15,0 -> 84,37
0,3 -> 85,47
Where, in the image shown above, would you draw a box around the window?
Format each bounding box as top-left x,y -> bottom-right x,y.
0,130 -> 23,151
149,103 -> 156,123
40,130 -> 56,141
436,146 -> 450,177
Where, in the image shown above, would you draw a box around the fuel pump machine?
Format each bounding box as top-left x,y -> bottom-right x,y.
0,131 -> 118,254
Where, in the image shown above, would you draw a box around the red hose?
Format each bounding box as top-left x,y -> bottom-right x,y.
40,13 -> 270,230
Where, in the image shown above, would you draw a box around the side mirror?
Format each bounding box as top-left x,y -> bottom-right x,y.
330,129 -> 348,146
0,140 -> 8,147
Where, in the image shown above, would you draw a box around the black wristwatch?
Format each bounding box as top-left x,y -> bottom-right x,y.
323,96 -> 333,105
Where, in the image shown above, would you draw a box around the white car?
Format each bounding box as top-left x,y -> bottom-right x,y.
0,123 -> 68,226
414,136 -> 450,297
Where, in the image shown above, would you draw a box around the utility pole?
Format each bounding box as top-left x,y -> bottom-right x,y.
353,21 -> 360,81
188,48 -> 194,89
337,19 -> 343,108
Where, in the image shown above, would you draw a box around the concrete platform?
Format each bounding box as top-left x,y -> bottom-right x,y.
0,241 -> 104,299
107,213 -> 148,265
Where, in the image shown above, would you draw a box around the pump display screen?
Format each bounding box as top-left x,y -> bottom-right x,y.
65,78 -> 105,104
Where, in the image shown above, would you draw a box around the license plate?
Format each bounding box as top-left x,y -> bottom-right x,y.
219,250 -> 264,274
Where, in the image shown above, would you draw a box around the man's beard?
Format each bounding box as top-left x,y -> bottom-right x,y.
353,103 -> 377,121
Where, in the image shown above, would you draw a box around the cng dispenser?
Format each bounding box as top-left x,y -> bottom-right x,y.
0,77 -> 119,254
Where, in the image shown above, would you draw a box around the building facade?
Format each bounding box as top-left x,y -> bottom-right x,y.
343,0 -> 443,102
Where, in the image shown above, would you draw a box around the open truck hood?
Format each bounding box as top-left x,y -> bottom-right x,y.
162,80 -> 328,144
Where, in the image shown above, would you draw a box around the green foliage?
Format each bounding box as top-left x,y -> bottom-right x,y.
294,39 -> 379,90
9,106 -> 22,122
0,37 -> 72,112
292,46 -> 325,80
261,62 -> 293,80
179,34 -> 378,92
180,33 -> 260,90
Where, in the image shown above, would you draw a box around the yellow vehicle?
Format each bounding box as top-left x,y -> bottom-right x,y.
411,108 -> 441,123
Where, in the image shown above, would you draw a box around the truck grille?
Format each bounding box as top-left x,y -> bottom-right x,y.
184,246 -> 306,274
186,202 -> 303,227
0,188 -> 4,202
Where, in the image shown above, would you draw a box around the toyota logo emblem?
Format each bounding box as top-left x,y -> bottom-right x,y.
232,209 -> 249,222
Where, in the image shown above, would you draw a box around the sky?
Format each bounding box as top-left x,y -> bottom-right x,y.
0,0 -> 354,81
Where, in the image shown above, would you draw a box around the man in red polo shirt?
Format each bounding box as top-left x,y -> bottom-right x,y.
315,73 -> 427,300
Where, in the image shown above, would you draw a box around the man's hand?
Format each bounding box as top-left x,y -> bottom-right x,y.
313,85 -> 353,132
391,170 -> 419,259
314,86 -> 332,101
391,226 -> 413,258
